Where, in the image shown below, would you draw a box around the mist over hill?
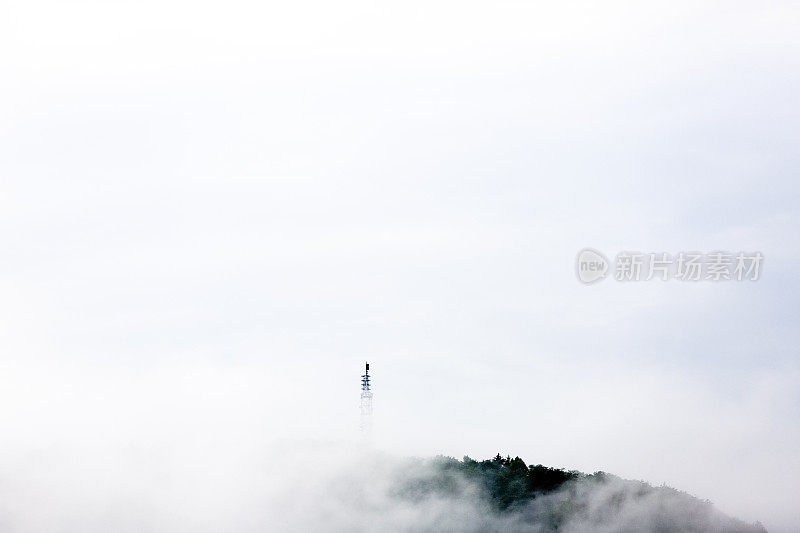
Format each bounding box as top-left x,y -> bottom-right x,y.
0,437 -> 768,531
378,454 -> 767,533
290,452 -> 767,533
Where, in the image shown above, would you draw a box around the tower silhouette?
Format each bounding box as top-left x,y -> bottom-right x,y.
360,362 -> 373,435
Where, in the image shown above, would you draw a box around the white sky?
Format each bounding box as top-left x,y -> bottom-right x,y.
1,1 -> 799,531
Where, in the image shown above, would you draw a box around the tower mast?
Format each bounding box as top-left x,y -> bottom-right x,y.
360,362 -> 373,435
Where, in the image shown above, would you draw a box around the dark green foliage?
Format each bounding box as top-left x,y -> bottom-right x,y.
394,454 -> 768,533
427,454 -> 579,510
527,463 -> 579,494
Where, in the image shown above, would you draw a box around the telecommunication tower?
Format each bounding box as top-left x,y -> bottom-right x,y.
360,362 -> 373,435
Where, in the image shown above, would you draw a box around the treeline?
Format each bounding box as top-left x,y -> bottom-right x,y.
418,453 -> 588,511
392,454 -> 767,532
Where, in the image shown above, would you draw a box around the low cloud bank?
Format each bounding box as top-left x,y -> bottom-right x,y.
271,451 -> 767,532
0,444 -> 767,532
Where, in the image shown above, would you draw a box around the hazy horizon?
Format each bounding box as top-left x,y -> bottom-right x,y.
1,1 -> 799,531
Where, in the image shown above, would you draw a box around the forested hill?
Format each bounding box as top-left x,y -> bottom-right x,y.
391,454 -> 767,532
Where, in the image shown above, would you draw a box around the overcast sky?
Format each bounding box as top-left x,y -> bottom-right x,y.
1,1 -> 799,531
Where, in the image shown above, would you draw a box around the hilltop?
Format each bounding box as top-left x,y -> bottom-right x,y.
387,454 -> 766,533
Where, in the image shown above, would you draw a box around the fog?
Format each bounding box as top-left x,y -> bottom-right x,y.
0,358 -> 792,530
2,0 -> 800,531
0,433 -> 765,532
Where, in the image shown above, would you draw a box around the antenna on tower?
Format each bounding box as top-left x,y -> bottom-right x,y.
360,362 -> 373,436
